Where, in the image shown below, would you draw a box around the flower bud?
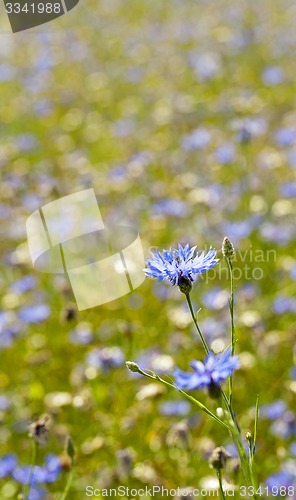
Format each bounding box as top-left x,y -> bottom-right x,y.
208,381 -> 221,400
126,361 -> 140,373
178,275 -> 193,295
209,446 -> 231,470
65,435 -> 75,466
246,431 -> 253,454
222,237 -> 234,259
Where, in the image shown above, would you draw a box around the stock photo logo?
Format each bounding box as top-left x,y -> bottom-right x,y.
3,0 -> 80,33
26,189 -> 145,310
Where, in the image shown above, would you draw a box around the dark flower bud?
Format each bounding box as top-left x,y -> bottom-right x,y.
166,421 -> 189,448
178,276 -> 193,295
65,435 -> 76,466
61,303 -> 77,322
222,237 -> 234,259
208,381 -> 221,400
28,414 -> 51,446
209,446 -> 231,470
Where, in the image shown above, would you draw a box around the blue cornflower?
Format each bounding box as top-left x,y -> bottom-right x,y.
12,454 -> 61,485
144,244 -> 218,293
18,304 -> 50,324
266,470 -> 296,489
261,400 -> 287,420
0,454 -> 17,478
174,348 -> 239,398
86,346 -> 124,372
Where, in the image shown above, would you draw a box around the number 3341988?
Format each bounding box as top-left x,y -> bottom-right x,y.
5,3 -> 62,14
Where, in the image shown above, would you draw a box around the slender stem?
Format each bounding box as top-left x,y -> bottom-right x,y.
184,290 -> 258,498
60,468 -> 74,500
227,258 -> 235,355
185,293 -> 209,354
227,258 -> 235,407
24,441 -> 38,500
137,367 -> 229,429
253,395 -> 259,461
216,470 -> 226,500
185,293 -> 237,425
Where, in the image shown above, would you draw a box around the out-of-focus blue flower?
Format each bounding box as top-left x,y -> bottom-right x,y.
144,244 -> 218,287
290,265 -> 296,280
129,348 -> 174,379
108,166 -> 128,182
0,203 -> 10,219
43,454 -> 62,482
287,149 -> 296,168
0,64 -> 16,82
69,323 -> 93,345
181,127 -> 211,151
273,296 -> 296,315
174,348 -> 239,391
0,454 -> 17,478
112,118 -> 135,138
266,470 -> 296,489
270,411 -> 296,439
215,144 -> 236,165
275,128 -> 296,147
291,367 -> 296,380
261,400 -> 287,420
260,223 -> 295,245
262,66 -> 285,86
19,304 -> 50,324
232,117 -> 267,143
189,52 -> 221,81
28,488 -> 46,500
202,287 -> 229,311
159,400 -> 191,417
22,194 -> 43,211
10,275 -> 37,294
290,442 -> 296,457
152,198 -> 189,218
0,395 -> 10,411
0,324 -> 21,348
223,220 -> 254,241
15,133 -> 38,152
280,182 -> 296,198
34,100 -> 53,117
13,454 -> 61,485
0,311 -> 23,348
198,317 -> 227,341
13,465 -> 44,485
86,347 -> 124,372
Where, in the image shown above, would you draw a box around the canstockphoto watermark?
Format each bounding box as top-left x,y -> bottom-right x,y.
3,0 -> 80,33
26,188 -> 145,310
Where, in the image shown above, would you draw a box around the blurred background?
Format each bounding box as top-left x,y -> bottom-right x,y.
0,0 -> 296,497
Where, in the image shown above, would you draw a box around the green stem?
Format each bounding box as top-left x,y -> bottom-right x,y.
227,258 -> 235,407
185,293 -> 209,354
216,470 -> 226,500
59,467 -> 74,500
185,290 -> 258,498
137,367 -> 229,430
24,441 -> 38,500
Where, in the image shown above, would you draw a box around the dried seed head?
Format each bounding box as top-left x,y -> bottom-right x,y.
28,414 -> 51,446
209,446 -> 231,470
